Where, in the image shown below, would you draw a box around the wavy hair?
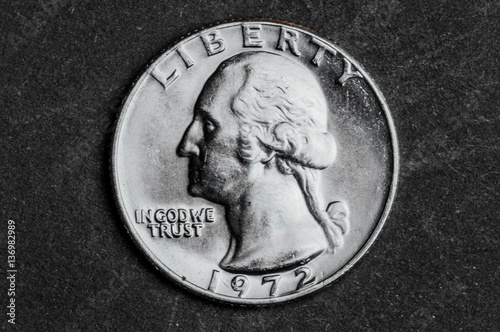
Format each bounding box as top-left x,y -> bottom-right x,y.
217,52 -> 348,250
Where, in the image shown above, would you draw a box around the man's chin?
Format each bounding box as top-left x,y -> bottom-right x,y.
187,183 -> 204,198
187,183 -> 225,204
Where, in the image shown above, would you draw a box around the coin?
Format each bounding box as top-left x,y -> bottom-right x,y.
112,20 -> 398,304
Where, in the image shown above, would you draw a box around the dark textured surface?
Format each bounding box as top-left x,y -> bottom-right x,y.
1,0 -> 499,330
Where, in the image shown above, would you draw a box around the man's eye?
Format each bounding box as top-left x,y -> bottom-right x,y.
204,120 -> 216,134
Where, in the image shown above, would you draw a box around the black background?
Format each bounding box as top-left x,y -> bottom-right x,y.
1,0 -> 499,331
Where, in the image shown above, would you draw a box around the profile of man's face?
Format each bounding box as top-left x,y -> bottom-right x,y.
175,52 -> 347,273
177,71 -> 250,205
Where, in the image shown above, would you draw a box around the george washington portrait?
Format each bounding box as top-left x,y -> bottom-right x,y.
177,51 -> 350,273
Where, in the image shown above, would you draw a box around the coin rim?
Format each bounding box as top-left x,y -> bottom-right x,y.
111,19 -> 399,305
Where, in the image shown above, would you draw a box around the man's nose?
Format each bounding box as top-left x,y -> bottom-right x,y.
177,121 -> 201,157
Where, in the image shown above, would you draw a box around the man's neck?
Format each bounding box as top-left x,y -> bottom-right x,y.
220,164 -> 328,273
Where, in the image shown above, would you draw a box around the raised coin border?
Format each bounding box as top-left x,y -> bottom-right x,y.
111,19 -> 399,305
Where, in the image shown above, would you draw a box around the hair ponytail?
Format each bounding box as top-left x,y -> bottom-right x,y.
287,161 -> 349,251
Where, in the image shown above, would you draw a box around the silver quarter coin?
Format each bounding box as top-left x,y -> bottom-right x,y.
112,20 -> 398,304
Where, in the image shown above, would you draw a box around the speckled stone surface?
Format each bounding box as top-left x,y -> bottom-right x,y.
1,0 -> 499,330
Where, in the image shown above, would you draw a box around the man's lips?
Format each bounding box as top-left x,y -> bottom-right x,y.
188,155 -> 207,183
188,159 -> 203,184
189,169 -> 201,183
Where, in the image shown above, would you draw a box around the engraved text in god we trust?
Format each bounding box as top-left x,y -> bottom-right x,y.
135,208 -> 215,238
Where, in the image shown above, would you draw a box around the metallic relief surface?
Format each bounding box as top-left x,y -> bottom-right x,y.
112,20 -> 398,304
177,52 -> 349,273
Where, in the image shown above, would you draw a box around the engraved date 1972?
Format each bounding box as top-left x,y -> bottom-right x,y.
207,267 -> 316,298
